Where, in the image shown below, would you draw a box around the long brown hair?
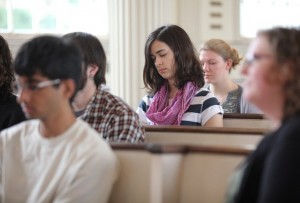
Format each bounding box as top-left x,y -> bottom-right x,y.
143,24 -> 204,94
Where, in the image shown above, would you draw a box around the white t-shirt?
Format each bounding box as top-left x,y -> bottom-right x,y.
0,119 -> 119,203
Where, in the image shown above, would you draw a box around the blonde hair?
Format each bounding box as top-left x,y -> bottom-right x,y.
200,39 -> 242,72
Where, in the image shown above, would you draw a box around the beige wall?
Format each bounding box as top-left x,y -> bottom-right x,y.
4,0 -> 252,108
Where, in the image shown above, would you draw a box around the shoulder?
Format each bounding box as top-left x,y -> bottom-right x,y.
138,94 -> 154,111
192,87 -> 220,106
93,90 -> 138,115
72,119 -> 115,152
0,120 -> 39,143
278,116 -> 300,139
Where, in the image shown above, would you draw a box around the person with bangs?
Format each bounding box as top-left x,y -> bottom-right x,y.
137,25 -> 223,126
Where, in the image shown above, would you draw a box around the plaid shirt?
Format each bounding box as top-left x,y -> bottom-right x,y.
80,87 -> 145,143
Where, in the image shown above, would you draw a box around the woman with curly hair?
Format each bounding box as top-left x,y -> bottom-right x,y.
225,27 -> 300,202
0,35 -> 25,130
136,25 -> 223,126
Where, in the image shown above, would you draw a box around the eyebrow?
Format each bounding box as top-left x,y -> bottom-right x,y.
151,49 -> 166,56
16,77 -> 44,84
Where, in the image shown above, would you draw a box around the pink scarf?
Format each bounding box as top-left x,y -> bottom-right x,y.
146,82 -> 197,125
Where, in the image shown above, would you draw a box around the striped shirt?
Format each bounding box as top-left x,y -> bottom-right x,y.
137,87 -> 223,126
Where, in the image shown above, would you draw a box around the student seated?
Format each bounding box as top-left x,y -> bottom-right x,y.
0,35 -> 26,130
199,39 -> 261,114
225,27 -> 300,202
63,32 -> 145,143
0,35 -> 118,203
137,25 -> 223,127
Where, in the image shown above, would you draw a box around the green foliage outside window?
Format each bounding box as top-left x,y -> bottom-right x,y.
0,8 -> 7,29
39,15 -> 56,30
13,9 -> 32,29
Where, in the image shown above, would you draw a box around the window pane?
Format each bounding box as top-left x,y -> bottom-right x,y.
0,0 -> 108,35
0,8 -> 7,29
13,8 -> 32,30
240,0 -> 300,38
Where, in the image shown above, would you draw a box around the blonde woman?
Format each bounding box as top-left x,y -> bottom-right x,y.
199,39 -> 261,113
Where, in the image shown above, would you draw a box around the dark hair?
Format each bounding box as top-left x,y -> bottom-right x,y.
0,35 -> 15,100
258,27 -> 300,121
62,32 -> 106,87
199,39 -> 243,73
143,24 -> 204,94
14,35 -> 83,101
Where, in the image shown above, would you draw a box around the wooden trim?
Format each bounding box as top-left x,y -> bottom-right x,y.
111,143 -> 253,155
110,143 -> 145,150
188,145 -> 252,155
223,113 -> 265,119
144,125 -> 268,135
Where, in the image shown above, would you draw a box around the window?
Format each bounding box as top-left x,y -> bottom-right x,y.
0,0 -> 108,36
240,0 -> 300,38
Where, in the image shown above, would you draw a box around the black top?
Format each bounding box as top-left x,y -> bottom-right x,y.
0,94 -> 26,131
231,114 -> 300,203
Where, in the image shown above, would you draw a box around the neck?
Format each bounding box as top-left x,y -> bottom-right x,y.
167,80 -> 178,99
210,78 -> 237,94
39,104 -> 76,138
260,100 -> 284,131
209,79 -> 238,103
73,80 -> 97,111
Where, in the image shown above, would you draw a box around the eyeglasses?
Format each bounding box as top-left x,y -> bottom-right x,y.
243,53 -> 273,66
16,79 -> 61,92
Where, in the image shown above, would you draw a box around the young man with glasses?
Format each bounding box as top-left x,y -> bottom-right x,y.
0,35 -> 118,203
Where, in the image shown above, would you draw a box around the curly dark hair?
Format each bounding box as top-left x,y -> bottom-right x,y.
258,27 -> 300,121
143,24 -> 204,94
0,35 -> 15,100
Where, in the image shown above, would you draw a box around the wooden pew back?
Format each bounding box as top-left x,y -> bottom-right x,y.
179,146 -> 248,203
223,113 -> 272,129
109,143 -> 252,203
145,125 -> 267,148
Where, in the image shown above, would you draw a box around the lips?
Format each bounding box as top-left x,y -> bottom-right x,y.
158,68 -> 167,74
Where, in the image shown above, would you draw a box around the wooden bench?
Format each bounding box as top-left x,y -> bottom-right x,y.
223,113 -> 273,130
144,125 -> 267,148
109,143 -> 252,203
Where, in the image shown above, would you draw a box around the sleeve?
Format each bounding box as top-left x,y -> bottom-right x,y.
136,95 -> 152,125
54,145 -> 119,203
257,122 -> 300,203
201,93 -> 224,125
107,108 -> 145,143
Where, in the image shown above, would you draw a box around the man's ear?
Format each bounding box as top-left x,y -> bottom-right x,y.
87,64 -> 99,78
